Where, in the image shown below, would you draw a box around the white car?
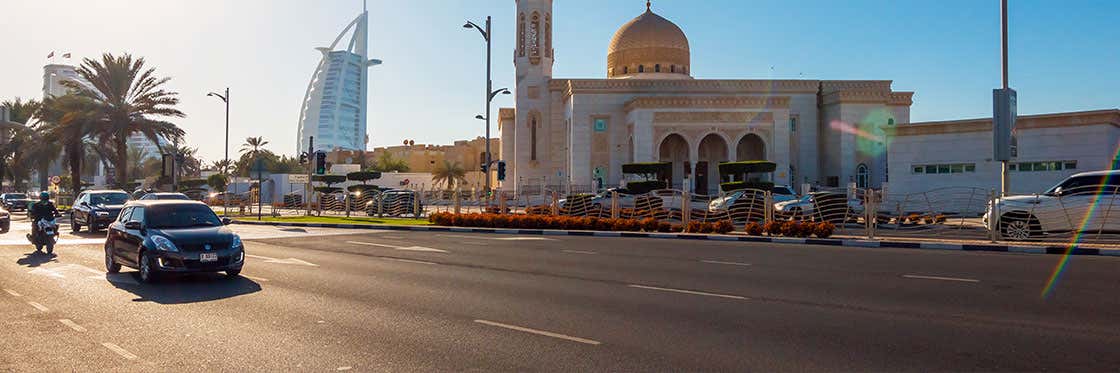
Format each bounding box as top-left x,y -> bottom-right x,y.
987,170 -> 1120,240
773,192 -> 862,222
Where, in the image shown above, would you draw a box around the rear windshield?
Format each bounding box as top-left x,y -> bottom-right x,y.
158,194 -> 191,200
91,193 -> 130,206
8,194 -> 26,199
145,204 -> 222,229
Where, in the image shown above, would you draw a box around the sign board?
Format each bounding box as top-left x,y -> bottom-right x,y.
993,88 -> 1017,161
288,174 -> 309,184
50,175 -> 61,185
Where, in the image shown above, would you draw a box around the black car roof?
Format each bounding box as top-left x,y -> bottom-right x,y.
83,190 -> 130,194
125,200 -> 208,207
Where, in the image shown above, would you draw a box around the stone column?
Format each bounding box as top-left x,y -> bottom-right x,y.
770,110 -> 792,185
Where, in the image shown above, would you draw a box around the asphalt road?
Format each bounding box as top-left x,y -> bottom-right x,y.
1,215 -> 1118,371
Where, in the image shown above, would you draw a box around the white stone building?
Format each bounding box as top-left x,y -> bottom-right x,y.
886,110 -> 1120,196
499,1 -> 913,195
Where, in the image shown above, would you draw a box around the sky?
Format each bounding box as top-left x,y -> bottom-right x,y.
1,0 -> 1117,163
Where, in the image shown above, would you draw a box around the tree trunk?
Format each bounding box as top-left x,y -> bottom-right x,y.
37,159 -> 49,192
114,136 -> 129,187
68,144 -> 82,197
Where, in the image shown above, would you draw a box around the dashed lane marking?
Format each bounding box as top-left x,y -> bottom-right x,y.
627,284 -> 749,300
346,241 -> 449,253
27,301 -> 49,312
902,274 -> 980,283
59,319 -> 86,332
473,319 -> 601,345
436,234 -> 556,241
3,288 -> 21,297
561,250 -> 598,255
337,367 -> 353,371
246,254 -> 319,267
101,342 -> 138,360
381,257 -> 438,265
700,260 -> 752,267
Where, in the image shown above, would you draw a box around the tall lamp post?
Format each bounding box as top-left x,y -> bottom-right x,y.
463,16 -> 511,194
207,88 -> 230,216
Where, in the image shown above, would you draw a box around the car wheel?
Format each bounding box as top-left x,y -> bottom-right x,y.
71,214 -> 80,233
138,252 -> 159,283
0,223 -> 8,233
1000,213 -> 1040,241
104,245 -> 120,274
225,268 -> 242,278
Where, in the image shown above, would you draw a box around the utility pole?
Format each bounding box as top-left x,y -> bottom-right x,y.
306,136 -> 314,217
999,0 -> 1011,196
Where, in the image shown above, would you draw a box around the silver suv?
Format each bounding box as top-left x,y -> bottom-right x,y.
987,170 -> 1120,240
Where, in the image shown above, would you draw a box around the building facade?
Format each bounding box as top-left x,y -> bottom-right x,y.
886,110 -> 1120,196
499,1 -> 913,195
325,137 -> 499,190
296,7 -> 379,154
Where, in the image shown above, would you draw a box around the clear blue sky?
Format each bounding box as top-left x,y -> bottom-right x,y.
1,0 -> 1116,163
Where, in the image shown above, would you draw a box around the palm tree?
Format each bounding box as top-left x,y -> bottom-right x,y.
168,144 -> 201,178
372,152 -> 410,173
66,53 -> 185,187
127,144 -> 150,178
36,94 -> 98,195
432,160 -> 467,190
210,159 -> 232,175
0,98 -> 41,190
240,136 -> 269,159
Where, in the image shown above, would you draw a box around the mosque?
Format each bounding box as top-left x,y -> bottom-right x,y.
498,0 -> 914,194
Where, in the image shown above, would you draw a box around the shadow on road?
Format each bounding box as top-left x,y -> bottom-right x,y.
16,252 -> 57,267
107,272 -> 262,304
68,231 -> 109,239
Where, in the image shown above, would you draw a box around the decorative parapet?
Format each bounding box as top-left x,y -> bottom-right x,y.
549,78 -> 820,98
888,92 -> 914,106
887,109 -> 1120,137
652,111 -> 774,123
624,96 -> 790,112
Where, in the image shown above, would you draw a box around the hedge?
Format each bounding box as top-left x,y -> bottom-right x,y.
625,180 -> 667,194
428,212 -> 735,234
720,181 -> 775,192
718,161 -> 777,175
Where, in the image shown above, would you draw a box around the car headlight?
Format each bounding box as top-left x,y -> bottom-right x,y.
231,235 -> 243,249
150,235 -> 180,252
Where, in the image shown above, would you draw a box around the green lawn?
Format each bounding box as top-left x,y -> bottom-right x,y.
247,215 -> 432,226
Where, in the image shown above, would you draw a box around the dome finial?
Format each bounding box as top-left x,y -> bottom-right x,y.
646,0 -> 651,11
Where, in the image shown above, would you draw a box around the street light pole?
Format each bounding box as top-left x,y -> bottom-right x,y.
207,88 -> 230,216
464,16 -> 502,194
1000,0 -> 1010,196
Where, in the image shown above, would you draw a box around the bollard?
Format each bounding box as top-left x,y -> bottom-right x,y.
610,191 -> 620,219
681,191 -> 691,227
764,191 -> 774,223
414,192 -> 421,217
551,192 -> 559,216
498,191 -> 507,214
454,188 -> 462,214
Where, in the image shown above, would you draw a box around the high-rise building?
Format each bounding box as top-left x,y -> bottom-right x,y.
296,6 -> 381,155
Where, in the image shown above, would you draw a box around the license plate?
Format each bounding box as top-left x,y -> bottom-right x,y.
200,253 -> 218,262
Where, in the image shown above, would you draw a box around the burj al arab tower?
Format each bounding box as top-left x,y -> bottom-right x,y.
297,4 -> 382,154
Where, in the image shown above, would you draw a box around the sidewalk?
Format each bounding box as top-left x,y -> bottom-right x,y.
233,219 -> 1120,258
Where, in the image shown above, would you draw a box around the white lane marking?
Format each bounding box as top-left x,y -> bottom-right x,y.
627,284 -> 748,300
347,241 -> 449,253
101,342 -> 138,360
437,234 -> 555,241
902,274 -> 980,283
473,319 -> 601,345
381,257 -> 438,265
59,319 -> 86,332
337,367 -> 353,371
3,288 -> 21,297
246,254 -> 319,267
700,260 -> 752,267
241,275 -> 270,282
561,250 -> 598,255
28,268 -> 65,278
27,301 -> 49,312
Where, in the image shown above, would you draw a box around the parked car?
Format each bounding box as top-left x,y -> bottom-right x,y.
105,200 -> 242,283
1,193 -> 31,212
70,190 -> 131,233
366,190 -> 422,217
0,207 -> 9,233
208,192 -> 249,206
770,185 -> 799,203
140,192 -> 192,201
773,192 -> 861,222
986,170 -> 1120,240
558,188 -> 640,210
709,185 -> 800,213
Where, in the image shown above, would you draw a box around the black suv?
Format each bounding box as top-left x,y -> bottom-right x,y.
105,200 -> 242,283
71,190 -> 131,233
1,193 -> 31,212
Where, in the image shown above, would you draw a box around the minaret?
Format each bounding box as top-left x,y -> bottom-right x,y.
510,0 -> 554,187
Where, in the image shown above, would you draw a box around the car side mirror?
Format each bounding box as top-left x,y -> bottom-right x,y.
222,217 -> 232,225
124,221 -> 142,230
80,201 -> 89,207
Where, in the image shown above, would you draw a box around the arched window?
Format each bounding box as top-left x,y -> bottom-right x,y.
530,115 -> 538,161
623,66 -> 628,74
518,13 -> 526,57
655,64 -> 661,72
856,164 -> 869,188
638,65 -> 644,73
670,65 -> 675,73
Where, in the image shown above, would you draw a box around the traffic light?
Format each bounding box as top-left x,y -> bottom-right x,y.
314,151 -> 327,175
299,152 -> 309,165
496,161 -> 506,181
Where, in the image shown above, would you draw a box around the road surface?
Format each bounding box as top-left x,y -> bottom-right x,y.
1,216 -> 1117,371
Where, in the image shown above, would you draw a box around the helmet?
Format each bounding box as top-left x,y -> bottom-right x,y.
39,192 -> 50,201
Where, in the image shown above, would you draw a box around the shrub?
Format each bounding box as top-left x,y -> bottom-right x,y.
685,221 -> 703,233
713,220 -> 734,234
814,222 -> 836,238
525,205 -> 551,215
745,222 -> 764,236
657,222 -> 673,233
670,224 -> 685,233
797,221 -> 814,238
763,221 -> 783,236
780,221 -> 798,237
640,218 -> 660,232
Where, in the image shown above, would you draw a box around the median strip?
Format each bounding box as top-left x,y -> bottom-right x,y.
473,319 -> 601,345
627,284 -> 748,300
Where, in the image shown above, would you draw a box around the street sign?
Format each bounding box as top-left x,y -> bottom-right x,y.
50,175 -> 61,185
288,174 -> 309,184
993,88 -> 1017,161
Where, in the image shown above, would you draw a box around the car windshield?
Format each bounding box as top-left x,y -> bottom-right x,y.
158,194 -> 190,200
8,194 -> 26,199
145,204 -> 222,229
90,193 -> 130,206
772,187 -> 795,195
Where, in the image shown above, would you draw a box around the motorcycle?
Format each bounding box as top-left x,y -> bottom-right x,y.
27,218 -> 60,254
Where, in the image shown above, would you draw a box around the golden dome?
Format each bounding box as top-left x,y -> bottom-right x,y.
607,3 -> 691,79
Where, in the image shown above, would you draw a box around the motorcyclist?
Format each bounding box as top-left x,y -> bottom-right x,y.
28,192 -> 60,252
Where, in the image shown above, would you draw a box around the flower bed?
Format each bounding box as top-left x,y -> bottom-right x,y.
429,212 -> 734,234
744,221 -> 834,238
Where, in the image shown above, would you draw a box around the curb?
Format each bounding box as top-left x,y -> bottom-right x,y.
233,220 -> 1120,258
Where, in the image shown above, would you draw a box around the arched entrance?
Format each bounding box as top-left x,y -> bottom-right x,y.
736,133 -> 765,161
697,134 -> 728,194
658,134 -> 689,189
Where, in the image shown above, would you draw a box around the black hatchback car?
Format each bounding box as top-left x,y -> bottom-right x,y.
71,190 -> 131,233
1,193 -> 31,212
104,200 -> 243,283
